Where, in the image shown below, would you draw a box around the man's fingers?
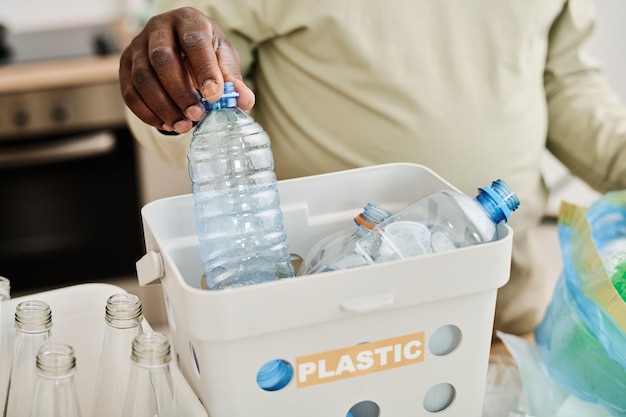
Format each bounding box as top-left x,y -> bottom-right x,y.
214,37 -> 255,110
119,6 -> 255,131
129,45 -> 189,129
172,8 -> 224,102
147,27 -> 205,123
120,49 -> 168,128
120,81 -> 168,129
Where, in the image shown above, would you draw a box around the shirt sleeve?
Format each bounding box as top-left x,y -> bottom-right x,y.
545,0 -> 626,193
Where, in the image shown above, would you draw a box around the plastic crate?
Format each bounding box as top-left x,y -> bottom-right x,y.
137,163 -> 513,417
5,283 -> 207,417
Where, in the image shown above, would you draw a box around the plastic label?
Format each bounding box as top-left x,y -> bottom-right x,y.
295,332 -> 424,387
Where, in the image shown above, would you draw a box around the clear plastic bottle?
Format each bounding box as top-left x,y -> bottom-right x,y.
4,300 -> 53,417
90,293 -> 143,417
121,332 -> 178,417
188,81 -> 294,290
0,277 -> 11,412
311,180 -> 520,273
298,203 -> 392,275
30,343 -> 81,417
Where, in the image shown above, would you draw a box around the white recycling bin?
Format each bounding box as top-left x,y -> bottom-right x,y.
136,163 -> 514,417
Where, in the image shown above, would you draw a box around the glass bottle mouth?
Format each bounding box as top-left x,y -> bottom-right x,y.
15,300 -> 52,333
36,343 -> 76,377
105,293 -> 143,328
131,332 -> 171,367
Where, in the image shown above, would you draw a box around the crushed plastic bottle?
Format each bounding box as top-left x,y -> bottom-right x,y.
308,180 -> 519,274
298,203 -> 392,275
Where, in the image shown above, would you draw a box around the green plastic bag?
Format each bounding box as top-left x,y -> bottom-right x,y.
535,191 -> 626,416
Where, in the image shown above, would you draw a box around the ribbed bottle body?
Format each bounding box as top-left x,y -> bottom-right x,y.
189,103 -> 294,290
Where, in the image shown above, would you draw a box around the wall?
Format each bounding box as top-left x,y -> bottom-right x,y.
0,1 -> 120,33
588,0 -> 626,100
543,0 -> 626,216
0,0 -> 151,33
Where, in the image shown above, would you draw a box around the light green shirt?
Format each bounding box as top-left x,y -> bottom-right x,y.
127,0 -> 626,334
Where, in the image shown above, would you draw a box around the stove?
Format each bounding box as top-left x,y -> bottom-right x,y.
0,23 -> 125,140
0,22 -> 145,293
0,24 -> 119,66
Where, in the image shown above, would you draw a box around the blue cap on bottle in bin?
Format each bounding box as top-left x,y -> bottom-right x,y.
476,179 -> 520,224
201,81 -> 239,111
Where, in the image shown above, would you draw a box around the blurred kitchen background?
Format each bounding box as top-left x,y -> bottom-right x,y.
0,0 -> 625,328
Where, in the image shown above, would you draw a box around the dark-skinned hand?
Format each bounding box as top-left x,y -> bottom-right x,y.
119,7 -> 255,134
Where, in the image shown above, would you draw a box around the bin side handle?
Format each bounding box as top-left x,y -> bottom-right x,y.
340,293 -> 394,313
136,251 -> 165,286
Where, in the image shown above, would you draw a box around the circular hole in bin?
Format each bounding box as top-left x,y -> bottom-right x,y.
189,342 -> 201,378
428,325 -> 462,356
423,383 -> 456,413
256,359 -> 293,391
164,293 -> 176,332
347,400 -> 380,417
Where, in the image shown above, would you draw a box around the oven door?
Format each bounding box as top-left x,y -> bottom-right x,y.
0,127 -> 144,292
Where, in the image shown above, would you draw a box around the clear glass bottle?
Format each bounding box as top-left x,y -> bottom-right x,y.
122,332 -> 178,417
4,300 -> 53,417
298,203 -> 392,275
0,277 -> 12,412
310,180 -> 520,273
188,81 -> 294,290
90,293 -> 144,417
30,343 -> 81,417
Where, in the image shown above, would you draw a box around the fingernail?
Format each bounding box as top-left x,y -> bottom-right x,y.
174,119 -> 192,133
161,123 -> 174,131
202,80 -> 220,99
185,104 -> 205,121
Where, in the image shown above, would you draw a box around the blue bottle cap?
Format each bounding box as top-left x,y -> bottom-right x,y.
476,179 -> 520,223
201,81 -> 240,111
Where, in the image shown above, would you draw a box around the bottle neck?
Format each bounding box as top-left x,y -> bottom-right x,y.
354,203 -> 392,232
474,180 -> 520,224
36,343 -> 76,378
30,345 -> 80,416
105,293 -> 143,329
15,300 -> 52,333
131,332 -> 172,368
